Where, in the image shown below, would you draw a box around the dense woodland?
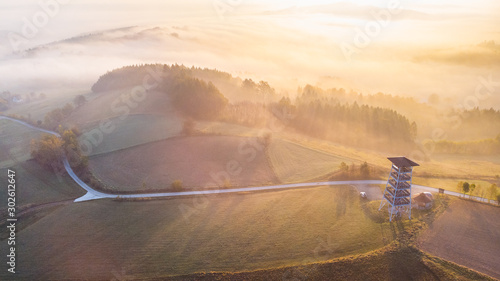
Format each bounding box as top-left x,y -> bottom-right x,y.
421,108 -> 500,154
90,65 -> 419,151
449,108 -> 500,140
91,64 -> 276,103
272,89 -> 417,150
89,64 -> 499,153
168,75 -> 228,120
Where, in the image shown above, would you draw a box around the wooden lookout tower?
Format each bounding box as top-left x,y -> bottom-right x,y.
379,157 -> 419,221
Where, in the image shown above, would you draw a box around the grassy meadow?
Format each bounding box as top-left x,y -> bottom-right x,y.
0,119 -> 44,168
82,114 -> 183,156
267,139 -> 345,183
0,186 -> 401,280
0,161 -> 84,208
0,119 -> 84,210
1,89 -> 88,122
89,135 -> 278,190
1,63 -> 499,281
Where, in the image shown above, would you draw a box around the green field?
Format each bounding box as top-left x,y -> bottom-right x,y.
2,94 -> 500,280
267,139 -> 346,183
89,135 -> 277,190
432,153 -> 500,166
0,119 -> 44,168
273,134 -> 500,193
0,161 -> 85,208
2,89 -> 88,122
0,117 -> 85,211
0,186 -> 400,280
197,121 -> 267,137
80,114 -> 183,156
284,134 -> 500,179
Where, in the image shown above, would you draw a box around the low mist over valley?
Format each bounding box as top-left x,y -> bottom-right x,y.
1,1 -> 500,280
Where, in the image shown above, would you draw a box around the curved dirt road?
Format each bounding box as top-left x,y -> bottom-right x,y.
1,116 -> 485,203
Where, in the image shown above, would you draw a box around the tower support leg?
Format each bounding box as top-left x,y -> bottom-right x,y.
378,200 -> 386,211
388,205 -> 394,222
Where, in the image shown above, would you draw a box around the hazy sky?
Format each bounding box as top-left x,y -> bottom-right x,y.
2,0 -> 499,44
1,0 -> 499,103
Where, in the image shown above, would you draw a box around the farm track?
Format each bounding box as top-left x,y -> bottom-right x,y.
0,116 -> 492,203
3,115 -> 499,280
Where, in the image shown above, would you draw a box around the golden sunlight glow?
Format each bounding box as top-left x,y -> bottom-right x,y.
0,0 -> 499,100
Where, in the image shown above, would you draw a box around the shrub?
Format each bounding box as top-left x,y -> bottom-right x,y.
172,180 -> 183,191
223,179 -> 232,189
360,161 -> 370,177
30,134 -> 64,171
74,95 -> 87,107
340,162 -> 349,174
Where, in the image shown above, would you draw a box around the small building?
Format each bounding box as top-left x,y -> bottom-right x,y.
12,95 -> 23,103
413,192 -> 433,210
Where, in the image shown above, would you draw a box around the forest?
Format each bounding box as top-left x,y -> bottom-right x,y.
90,64 -> 499,153
271,92 -> 417,150
92,64 -> 229,120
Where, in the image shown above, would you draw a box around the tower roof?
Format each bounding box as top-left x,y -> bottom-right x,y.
387,157 -> 419,167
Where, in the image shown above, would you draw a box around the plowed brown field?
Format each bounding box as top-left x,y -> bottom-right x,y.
418,199 -> 500,279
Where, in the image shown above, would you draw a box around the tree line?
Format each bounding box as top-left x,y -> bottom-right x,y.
424,135 -> 500,155
271,89 -> 417,150
92,64 -> 234,93
446,107 -> 500,141
334,161 -> 372,180
457,181 -> 500,203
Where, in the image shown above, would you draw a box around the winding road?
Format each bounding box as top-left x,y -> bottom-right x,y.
1,115 -> 488,203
